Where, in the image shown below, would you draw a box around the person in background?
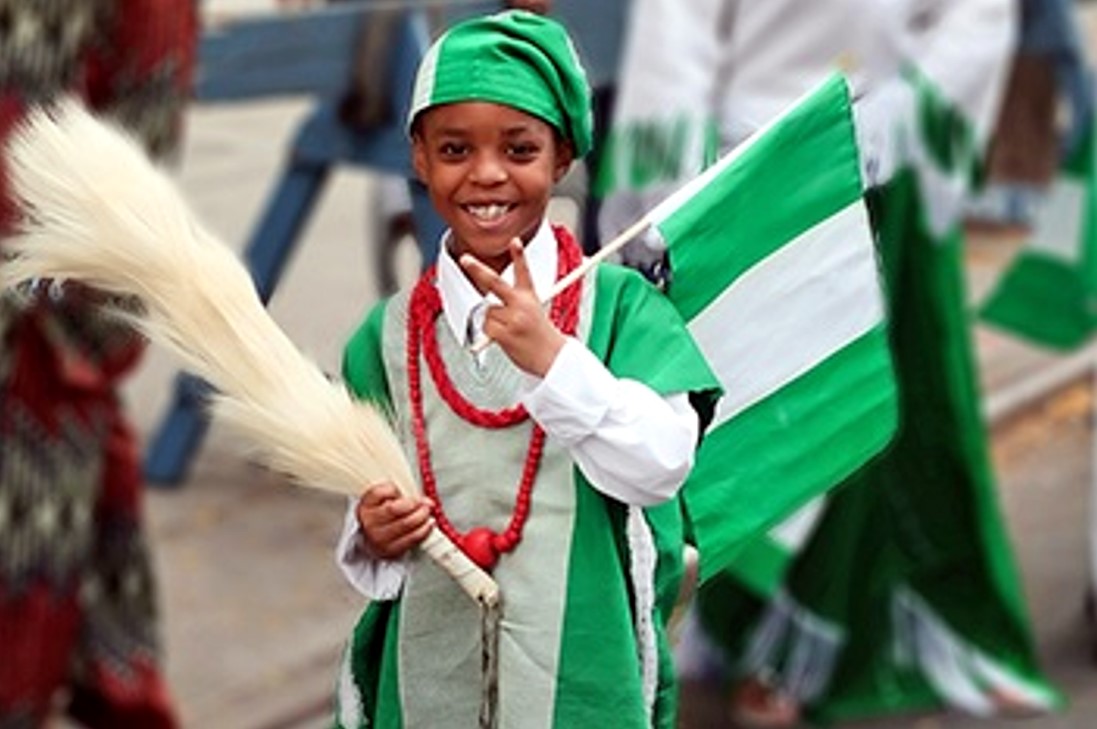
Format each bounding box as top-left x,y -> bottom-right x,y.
971,0 -> 1097,661
599,0 -> 1061,725
0,2 -> 196,726
970,0 -> 1091,228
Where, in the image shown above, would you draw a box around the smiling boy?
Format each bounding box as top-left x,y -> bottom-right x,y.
333,11 -> 719,728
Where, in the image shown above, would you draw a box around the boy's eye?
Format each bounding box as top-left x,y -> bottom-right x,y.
507,142 -> 540,160
438,142 -> 469,158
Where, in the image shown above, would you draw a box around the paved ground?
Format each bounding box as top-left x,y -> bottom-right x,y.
105,2 -> 1097,727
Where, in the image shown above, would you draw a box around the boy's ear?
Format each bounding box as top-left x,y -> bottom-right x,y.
412,135 -> 429,183
553,140 -> 575,183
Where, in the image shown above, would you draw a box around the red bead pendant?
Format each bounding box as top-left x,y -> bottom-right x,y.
461,527 -> 501,571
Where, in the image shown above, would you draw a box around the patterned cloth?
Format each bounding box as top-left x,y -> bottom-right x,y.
0,2 -> 196,727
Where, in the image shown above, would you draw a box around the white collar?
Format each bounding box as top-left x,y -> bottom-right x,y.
436,220 -> 558,345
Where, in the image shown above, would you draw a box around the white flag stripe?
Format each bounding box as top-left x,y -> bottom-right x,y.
688,201 -> 883,430
769,496 -> 827,552
1027,178 -> 1086,264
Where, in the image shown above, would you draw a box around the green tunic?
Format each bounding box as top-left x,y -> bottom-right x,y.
334,261 -> 719,729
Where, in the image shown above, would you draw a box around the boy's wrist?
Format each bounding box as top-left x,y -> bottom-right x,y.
527,328 -> 566,377
521,338 -> 615,444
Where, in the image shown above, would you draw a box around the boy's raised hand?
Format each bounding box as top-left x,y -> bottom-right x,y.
460,238 -> 566,377
356,483 -> 434,560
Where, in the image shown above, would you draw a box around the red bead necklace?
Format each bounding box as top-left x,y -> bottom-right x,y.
406,227 -> 583,571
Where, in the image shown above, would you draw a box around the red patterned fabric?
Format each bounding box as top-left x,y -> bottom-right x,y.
0,2 -> 197,726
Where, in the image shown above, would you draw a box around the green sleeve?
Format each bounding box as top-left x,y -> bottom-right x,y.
588,263 -> 721,408
586,261 -> 721,587
341,300 -> 392,411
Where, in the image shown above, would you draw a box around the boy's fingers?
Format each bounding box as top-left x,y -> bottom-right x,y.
385,519 -> 435,556
509,238 -> 534,292
359,490 -> 429,527
372,511 -> 424,540
382,498 -> 420,520
362,482 -> 399,504
460,253 -> 516,304
383,496 -> 433,522
357,486 -> 395,523
369,506 -> 434,554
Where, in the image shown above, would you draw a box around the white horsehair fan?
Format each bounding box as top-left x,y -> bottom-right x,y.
0,100 -> 498,608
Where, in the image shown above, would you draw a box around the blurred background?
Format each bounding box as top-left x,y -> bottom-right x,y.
4,0 -> 1097,727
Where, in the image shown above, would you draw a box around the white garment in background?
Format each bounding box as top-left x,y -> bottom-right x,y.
600,0 -> 1016,241
716,0 -> 1013,149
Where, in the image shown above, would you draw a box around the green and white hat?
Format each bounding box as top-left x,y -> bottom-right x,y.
408,10 -> 593,157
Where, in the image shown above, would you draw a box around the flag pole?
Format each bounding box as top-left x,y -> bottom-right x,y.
544,214 -> 654,301
468,214 -> 654,354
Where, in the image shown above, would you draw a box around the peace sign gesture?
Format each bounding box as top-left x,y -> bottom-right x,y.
460,238 -> 566,377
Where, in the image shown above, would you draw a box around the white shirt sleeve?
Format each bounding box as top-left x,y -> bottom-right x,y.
520,337 -> 699,506
335,496 -> 408,600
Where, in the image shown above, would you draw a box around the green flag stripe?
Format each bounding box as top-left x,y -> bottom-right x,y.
980,252 -> 1097,351
654,76 -> 862,321
687,201 -> 882,428
684,325 -> 898,581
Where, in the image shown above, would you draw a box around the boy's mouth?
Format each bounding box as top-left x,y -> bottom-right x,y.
462,203 -> 516,222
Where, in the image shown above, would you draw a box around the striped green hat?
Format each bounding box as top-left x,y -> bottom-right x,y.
408,10 -> 593,157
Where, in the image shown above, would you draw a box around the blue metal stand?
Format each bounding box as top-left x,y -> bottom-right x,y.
145,7 -> 442,484
144,0 -> 623,485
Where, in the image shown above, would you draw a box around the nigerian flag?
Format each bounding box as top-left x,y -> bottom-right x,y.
647,75 -> 899,579
694,65 -> 1065,721
981,123 -> 1097,350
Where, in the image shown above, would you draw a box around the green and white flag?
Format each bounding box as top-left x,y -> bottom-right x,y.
647,75 -> 899,580
711,68 -> 988,592
980,125 -> 1097,350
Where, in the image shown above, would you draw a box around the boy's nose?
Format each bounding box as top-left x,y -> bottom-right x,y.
470,153 -> 507,185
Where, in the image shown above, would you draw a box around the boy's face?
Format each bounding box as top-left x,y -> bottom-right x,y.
413,101 -> 574,273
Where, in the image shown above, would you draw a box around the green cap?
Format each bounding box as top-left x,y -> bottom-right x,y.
408,10 -> 593,157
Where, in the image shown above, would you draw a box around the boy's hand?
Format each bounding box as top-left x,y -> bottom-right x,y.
356,483 -> 434,560
460,238 -> 566,377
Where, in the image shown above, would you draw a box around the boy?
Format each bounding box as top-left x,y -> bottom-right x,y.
334,11 -> 719,728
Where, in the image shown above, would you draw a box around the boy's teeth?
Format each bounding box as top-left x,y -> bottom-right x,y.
467,204 -> 509,221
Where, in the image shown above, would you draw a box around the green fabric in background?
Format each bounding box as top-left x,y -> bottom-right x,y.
981,124 -> 1097,350
699,171 -> 1062,723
